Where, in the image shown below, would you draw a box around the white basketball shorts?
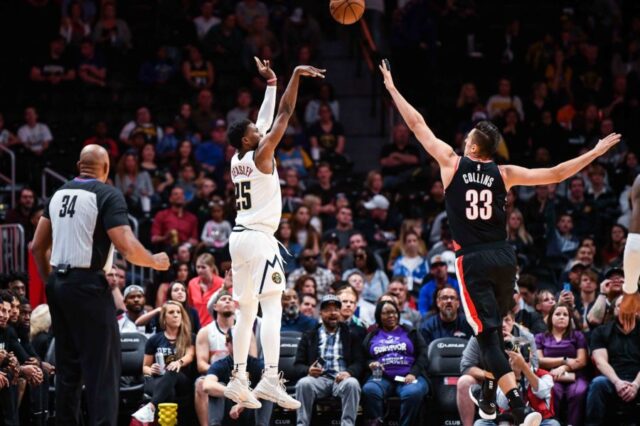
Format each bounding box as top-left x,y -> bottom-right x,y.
229,228 -> 286,302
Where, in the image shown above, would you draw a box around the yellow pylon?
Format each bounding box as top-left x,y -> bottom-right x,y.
157,402 -> 178,426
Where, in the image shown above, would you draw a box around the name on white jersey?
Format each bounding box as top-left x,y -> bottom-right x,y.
232,164 -> 254,179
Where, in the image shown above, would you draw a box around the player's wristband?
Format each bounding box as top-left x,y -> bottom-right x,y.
267,78 -> 277,85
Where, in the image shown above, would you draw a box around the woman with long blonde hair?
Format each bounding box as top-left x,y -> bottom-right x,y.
507,209 -> 533,244
136,281 -> 201,333
133,301 -> 195,422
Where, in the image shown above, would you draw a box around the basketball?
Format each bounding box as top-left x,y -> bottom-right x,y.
330,0 -> 365,25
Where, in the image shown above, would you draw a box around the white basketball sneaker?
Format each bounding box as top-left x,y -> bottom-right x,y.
224,371 -> 262,409
253,371 -> 301,410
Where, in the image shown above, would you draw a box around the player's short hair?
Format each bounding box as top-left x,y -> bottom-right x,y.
471,121 -> 501,158
227,119 -> 252,150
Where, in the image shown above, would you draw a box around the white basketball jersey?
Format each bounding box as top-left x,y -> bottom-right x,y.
231,151 -> 281,234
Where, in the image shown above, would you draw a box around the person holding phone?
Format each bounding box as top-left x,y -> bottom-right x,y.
556,283 -> 583,330
535,304 -> 589,426
293,295 -> 363,426
361,300 -> 429,426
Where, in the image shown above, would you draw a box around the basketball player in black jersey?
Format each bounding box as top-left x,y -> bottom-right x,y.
380,60 -> 621,426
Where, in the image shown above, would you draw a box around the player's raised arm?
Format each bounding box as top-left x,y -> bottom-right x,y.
254,57 -> 278,135
254,65 -> 325,170
500,132 -> 622,190
379,60 -> 458,173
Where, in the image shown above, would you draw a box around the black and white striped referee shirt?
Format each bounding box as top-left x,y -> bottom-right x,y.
43,177 -> 129,272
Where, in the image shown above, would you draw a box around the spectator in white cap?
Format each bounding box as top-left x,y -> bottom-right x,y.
357,194 -> 400,251
364,194 -> 390,211
118,285 -> 155,335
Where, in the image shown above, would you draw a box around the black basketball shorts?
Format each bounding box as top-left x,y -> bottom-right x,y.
454,245 -> 517,335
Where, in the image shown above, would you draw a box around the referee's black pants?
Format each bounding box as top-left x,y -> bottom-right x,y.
46,270 -> 120,426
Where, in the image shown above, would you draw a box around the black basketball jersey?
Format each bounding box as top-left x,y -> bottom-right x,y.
445,156 -> 507,248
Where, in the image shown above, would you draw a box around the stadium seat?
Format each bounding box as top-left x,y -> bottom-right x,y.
612,398 -> 640,425
119,332 -> 148,417
279,330 -> 303,393
270,331 -> 306,425
426,337 -> 468,426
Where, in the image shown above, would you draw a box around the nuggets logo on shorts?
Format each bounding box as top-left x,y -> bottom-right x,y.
272,272 -> 282,284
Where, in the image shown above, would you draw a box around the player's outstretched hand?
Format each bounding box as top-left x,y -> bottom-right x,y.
593,132 -> 622,156
254,56 -> 276,81
294,65 -> 326,78
379,59 -> 395,91
620,291 -> 640,332
151,252 -> 171,271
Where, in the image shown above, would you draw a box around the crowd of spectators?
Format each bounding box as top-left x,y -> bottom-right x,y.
1,0 -> 640,425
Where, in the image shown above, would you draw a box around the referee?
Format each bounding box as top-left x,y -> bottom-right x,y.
31,145 -> 170,426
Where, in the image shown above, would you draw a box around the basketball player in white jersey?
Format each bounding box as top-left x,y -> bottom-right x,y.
224,64 -> 326,410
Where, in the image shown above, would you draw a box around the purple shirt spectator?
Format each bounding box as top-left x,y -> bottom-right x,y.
369,326 -> 415,378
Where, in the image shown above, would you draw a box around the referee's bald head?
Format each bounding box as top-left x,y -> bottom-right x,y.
78,145 -> 110,182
